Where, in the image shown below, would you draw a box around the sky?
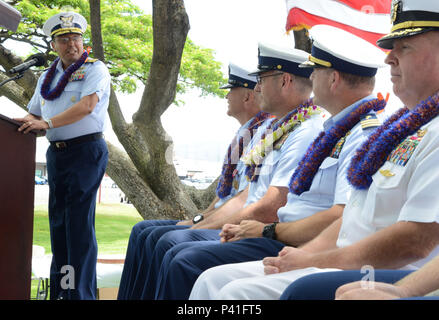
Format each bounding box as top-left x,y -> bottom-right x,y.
1,0 -> 401,176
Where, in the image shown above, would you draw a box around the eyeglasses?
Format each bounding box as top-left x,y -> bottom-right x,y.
55,35 -> 83,45
256,72 -> 284,84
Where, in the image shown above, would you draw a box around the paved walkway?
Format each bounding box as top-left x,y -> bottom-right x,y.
34,184 -> 125,206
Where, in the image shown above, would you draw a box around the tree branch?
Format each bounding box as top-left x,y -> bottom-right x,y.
0,72 -> 28,108
0,32 -> 51,52
88,0 -> 129,140
89,0 -> 105,62
0,44 -> 40,108
293,29 -> 312,52
183,177 -> 219,210
134,0 -> 190,123
106,141 -> 183,220
129,0 -> 199,215
88,0 -> 155,186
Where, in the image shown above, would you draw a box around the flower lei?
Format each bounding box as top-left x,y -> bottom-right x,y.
40,51 -> 89,101
216,111 -> 273,199
347,91 -> 439,189
243,99 -> 322,182
289,97 -> 387,195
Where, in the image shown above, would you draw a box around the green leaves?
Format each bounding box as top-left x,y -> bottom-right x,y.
180,39 -> 226,98
6,0 -> 227,97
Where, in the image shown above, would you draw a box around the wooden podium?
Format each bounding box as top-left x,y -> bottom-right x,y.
0,114 -> 41,299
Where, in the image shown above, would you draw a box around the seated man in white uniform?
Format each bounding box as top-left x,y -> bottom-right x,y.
190,19 -> 439,300
279,0 -> 439,301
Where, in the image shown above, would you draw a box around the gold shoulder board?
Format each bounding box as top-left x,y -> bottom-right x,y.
85,57 -> 98,63
360,114 -> 381,130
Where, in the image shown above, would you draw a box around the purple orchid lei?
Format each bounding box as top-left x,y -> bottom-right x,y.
347,91 -> 439,189
216,111 -> 272,199
40,51 -> 88,101
289,97 -> 387,195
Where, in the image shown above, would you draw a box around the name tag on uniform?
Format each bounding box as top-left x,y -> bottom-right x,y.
387,129 -> 426,166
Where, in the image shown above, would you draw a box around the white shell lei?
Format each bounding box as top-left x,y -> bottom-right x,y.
242,105 -> 323,166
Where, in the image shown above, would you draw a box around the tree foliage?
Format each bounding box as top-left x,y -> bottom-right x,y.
3,0 -> 226,97
0,0 -> 225,220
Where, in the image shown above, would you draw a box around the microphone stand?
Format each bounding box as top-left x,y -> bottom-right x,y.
0,71 -> 24,88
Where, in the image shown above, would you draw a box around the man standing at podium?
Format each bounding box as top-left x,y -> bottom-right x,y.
14,12 -> 111,300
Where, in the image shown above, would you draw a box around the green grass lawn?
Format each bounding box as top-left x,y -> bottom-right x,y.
33,203 -> 142,255
31,203 -> 143,299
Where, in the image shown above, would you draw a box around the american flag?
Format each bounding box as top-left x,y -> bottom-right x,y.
285,0 -> 392,48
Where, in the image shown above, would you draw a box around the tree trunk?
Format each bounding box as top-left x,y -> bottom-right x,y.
89,0 -> 105,63
293,29 -> 312,53
88,0 -> 207,219
0,44 -> 39,106
0,0 -> 217,220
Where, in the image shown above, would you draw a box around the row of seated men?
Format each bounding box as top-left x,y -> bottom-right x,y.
118,1 -> 439,300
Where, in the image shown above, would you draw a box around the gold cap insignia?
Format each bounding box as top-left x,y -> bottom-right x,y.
60,15 -> 74,28
391,0 -> 402,23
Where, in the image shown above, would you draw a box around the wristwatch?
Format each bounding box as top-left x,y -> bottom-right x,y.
192,214 -> 204,224
43,117 -> 53,129
262,222 -> 278,240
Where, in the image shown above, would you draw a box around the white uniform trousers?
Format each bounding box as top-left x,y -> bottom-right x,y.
190,260 -> 340,300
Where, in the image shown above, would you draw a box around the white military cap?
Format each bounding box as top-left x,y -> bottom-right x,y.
249,42 -> 312,78
220,63 -> 257,89
300,24 -> 386,77
378,0 -> 439,49
43,12 -> 87,38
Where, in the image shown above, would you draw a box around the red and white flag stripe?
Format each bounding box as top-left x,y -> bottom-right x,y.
285,0 -> 392,47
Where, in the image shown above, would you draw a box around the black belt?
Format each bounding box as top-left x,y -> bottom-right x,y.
50,132 -> 103,150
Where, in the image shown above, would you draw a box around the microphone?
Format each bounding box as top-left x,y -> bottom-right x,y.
8,53 -> 46,74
